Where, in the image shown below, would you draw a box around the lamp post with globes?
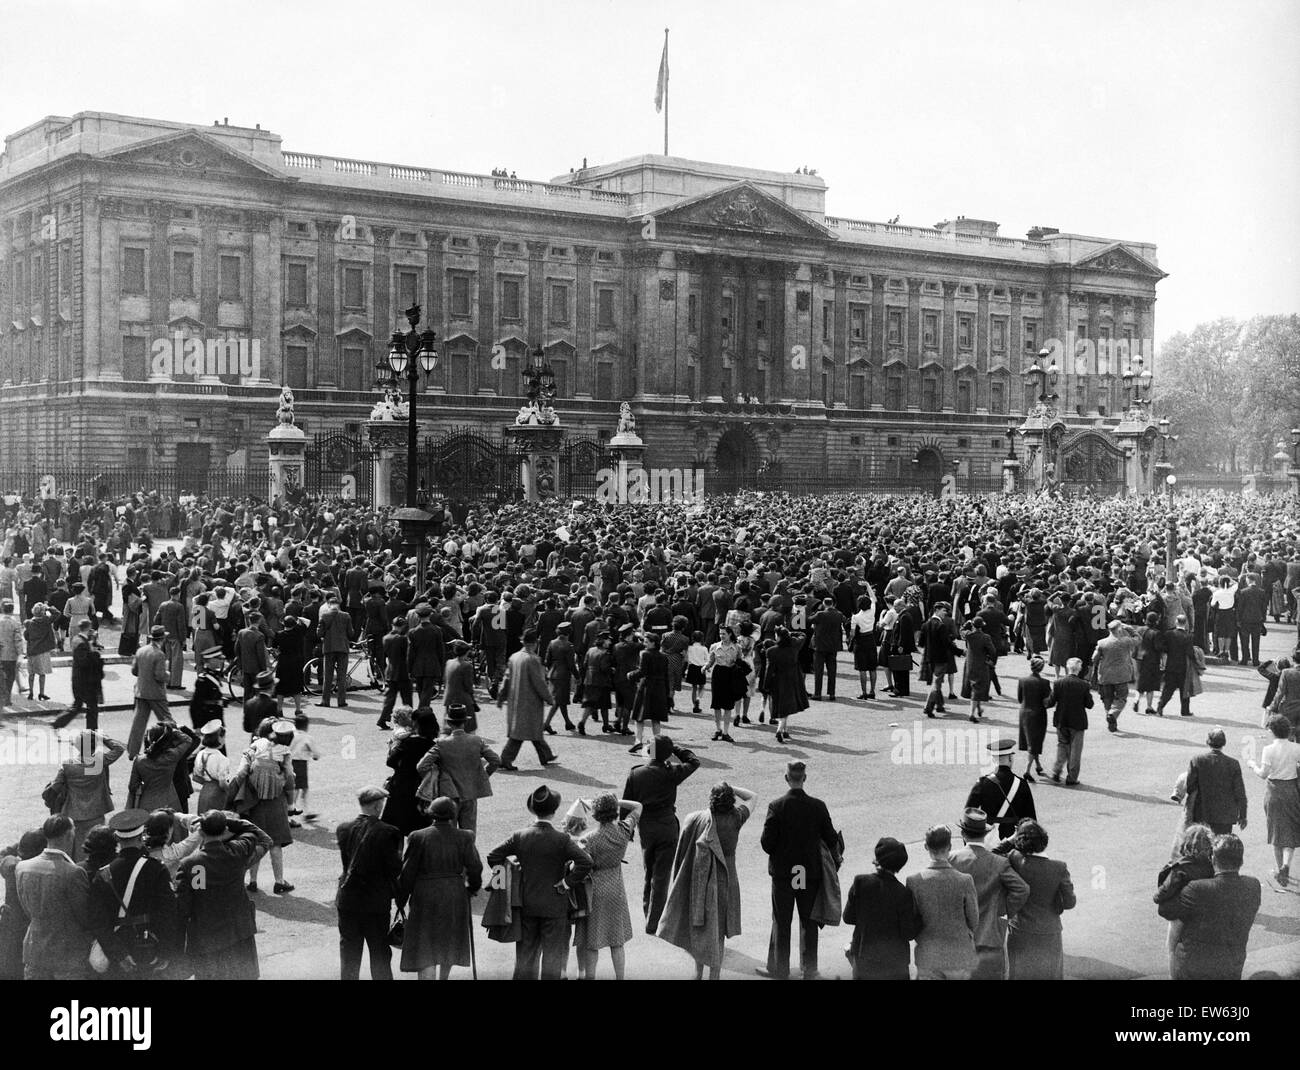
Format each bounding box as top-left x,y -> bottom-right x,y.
375,304 -> 442,597
1289,426 -> 1300,497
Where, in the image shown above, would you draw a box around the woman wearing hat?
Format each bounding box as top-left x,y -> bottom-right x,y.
573,792 -> 642,981
191,721 -> 232,812
1131,611 -> 1164,717
1045,596 -> 1074,678
397,796 -> 483,980
127,723 -> 200,812
960,618 -> 996,722
577,631 -> 615,735
228,717 -> 298,895
630,631 -> 672,754
381,708 -> 439,837
1017,657 -> 1050,780
762,626 -> 809,745
273,615 -> 308,713
999,818 -> 1075,980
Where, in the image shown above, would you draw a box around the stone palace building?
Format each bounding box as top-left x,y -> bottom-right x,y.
0,111 -> 1165,497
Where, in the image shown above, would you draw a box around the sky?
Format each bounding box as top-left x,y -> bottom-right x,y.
2,0 -> 1296,342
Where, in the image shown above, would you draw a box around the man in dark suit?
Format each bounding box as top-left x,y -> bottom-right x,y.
335,786 -> 403,981
1156,615 -> 1196,717
1185,728 -> 1248,835
1158,833 -> 1261,979
176,810 -> 272,980
316,594 -> 354,708
235,611 -> 268,701
757,760 -> 840,980
622,735 -> 700,933
1046,657 -> 1093,785
408,608 -> 446,709
842,836 -> 920,979
809,599 -> 846,700
486,785 -> 592,980
15,815 -> 93,979
1234,576 -> 1268,666
378,618 -> 411,730
157,587 -> 189,690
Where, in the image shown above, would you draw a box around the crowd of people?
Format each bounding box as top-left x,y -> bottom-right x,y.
1,482 -> 1298,980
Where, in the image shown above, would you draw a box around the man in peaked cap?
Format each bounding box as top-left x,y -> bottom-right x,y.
88,809 -> 180,976
486,785 -> 593,980
965,738 -> 1036,841
335,786 -> 402,981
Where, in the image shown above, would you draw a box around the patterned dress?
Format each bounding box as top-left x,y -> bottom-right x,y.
574,817 -> 636,950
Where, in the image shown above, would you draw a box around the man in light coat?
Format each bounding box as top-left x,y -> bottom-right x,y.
52,729 -> 127,859
128,625 -> 174,758
497,629 -> 557,770
949,807 -> 1029,980
0,598 -> 24,711
905,824 -> 979,980
1093,619 -> 1138,732
417,704 -> 500,835
15,815 -> 93,979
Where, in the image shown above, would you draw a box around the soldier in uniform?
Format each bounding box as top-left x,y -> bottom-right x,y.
88,809 -> 180,977
965,738 -> 1036,841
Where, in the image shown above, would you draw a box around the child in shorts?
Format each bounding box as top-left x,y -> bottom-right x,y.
289,712 -> 322,825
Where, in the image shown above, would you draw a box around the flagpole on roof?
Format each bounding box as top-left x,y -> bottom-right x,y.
655,27 -> 669,155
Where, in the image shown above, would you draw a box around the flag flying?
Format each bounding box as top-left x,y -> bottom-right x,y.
655,31 -> 669,113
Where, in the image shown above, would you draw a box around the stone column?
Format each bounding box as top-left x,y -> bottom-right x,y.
248,211 -> 276,385
905,277 -> 923,409
736,260 -> 753,399
198,210 -> 220,383
941,281 -> 957,410
266,420 -> 308,503
574,244 -> 594,397
474,233 -> 498,393
1086,293 -> 1101,413
832,269 -> 849,405
423,230 -> 448,390
1009,287 -> 1024,399
701,254 -> 722,401
148,202 -> 172,381
526,241 -> 547,350
975,284 -> 992,411
313,217 -> 339,389
769,261 -> 790,402
371,227 -> 395,394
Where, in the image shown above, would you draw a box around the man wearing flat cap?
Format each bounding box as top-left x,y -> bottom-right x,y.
486,785 -> 593,980
88,809 -> 179,977
127,625 -> 174,759
335,787 -> 403,981
842,837 -> 920,980
950,807 -> 1029,980
966,738 -> 1037,841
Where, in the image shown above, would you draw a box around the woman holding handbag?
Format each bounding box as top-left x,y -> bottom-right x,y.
883,598 -> 916,698
961,619 -> 997,722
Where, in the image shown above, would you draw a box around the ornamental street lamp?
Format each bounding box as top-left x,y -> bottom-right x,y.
1024,347 -> 1060,414
1005,419 -> 1018,461
1121,353 -> 1152,413
522,345 -> 557,417
1291,426 -> 1300,466
385,304 -> 440,596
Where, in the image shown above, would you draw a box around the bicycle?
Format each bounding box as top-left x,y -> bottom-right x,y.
222,649 -> 280,704
303,640 -> 380,698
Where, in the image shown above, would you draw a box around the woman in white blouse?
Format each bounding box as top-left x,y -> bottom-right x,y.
1209,578 -> 1237,659
1247,714 -> 1300,886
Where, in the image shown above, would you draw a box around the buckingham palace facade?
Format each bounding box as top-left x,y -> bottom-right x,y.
0,111 -> 1165,492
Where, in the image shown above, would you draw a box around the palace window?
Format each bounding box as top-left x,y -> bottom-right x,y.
342,265 -> 366,309
957,314 -> 973,349
922,376 -> 939,412
992,316 -> 1007,351
850,305 -> 866,340
341,346 -> 365,392
850,374 -> 867,409
284,344 -> 308,388
922,311 -> 938,348
501,278 -> 522,320
595,361 -> 614,400
122,249 -> 146,295
550,283 -> 570,325
721,295 -> 733,331
886,308 -> 902,345
397,269 -> 420,311
756,298 -> 767,334
122,336 -> 147,380
822,300 -> 834,342
1023,319 -> 1039,352
219,255 -> 242,301
285,262 -> 308,307
956,378 -> 973,413
886,373 -> 903,410
990,379 -> 1007,414
171,251 -> 195,297
450,274 -> 472,317
688,292 -> 698,332
596,287 -> 616,328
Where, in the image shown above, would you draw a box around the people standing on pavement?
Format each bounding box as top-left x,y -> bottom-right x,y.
0,829 -> 47,980
756,759 -> 840,981
127,722 -> 199,812
497,630 -> 558,771
621,735 -> 700,934
1184,727 -> 1248,836
127,626 -> 173,759
841,836 -> 919,980
316,593 -> 354,709
0,599 -> 24,712
52,729 -> 127,859
380,707 -> 438,837
486,785 -> 593,981
657,781 -> 757,980
809,597 -> 845,702
1046,657 -> 1093,786
997,818 -> 1076,980
1156,833 -> 1261,980
21,602 -> 55,701
335,785 -> 403,981
88,809 -> 180,977
1246,715 -> 1300,886
573,792 -> 642,981
175,809 -> 272,980
415,704 -> 499,837
398,795 -> 483,980
377,616 -> 412,730
14,814 -> 93,979
905,824 -> 979,980
158,587 -> 188,690
228,719 -> 297,895
949,807 -> 1029,980
1015,657 -> 1050,781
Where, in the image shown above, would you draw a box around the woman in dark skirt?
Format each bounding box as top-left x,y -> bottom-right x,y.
578,632 -> 615,734
631,632 -> 672,753
273,615 -> 308,713
849,595 -> 879,700
230,716 -> 296,895
381,708 -> 439,837
397,796 -> 482,979
885,598 -> 918,698
1023,589 -> 1049,656
1017,655 -> 1049,779
961,619 -> 996,722
1133,612 -> 1164,716
1002,819 -> 1075,980
705,627 -> 745,742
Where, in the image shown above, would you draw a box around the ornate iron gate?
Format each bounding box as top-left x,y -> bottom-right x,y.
304,432 -> 374,503
561,436 -> 613,499
417,427 -> 515,505
1056,431 -> 1126,496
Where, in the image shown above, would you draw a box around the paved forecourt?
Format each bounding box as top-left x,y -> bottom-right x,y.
2,607 -> 1297,980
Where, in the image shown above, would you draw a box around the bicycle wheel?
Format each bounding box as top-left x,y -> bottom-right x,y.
302,658 -> 322,697
226,666 -> 244,703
